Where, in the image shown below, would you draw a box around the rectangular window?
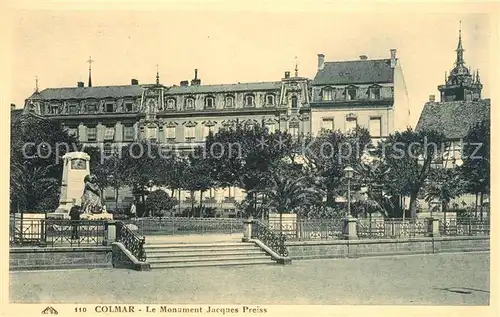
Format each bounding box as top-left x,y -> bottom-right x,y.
50,104 -> 59,114
321,118 -> 334,131
346,89 -> 357,100
105,102 -> 114,113
370,87 -> 381,99
289,122 -> 299,138
322,89 -> 332,101
185,126 -> 195,140
87,127 -> 97,141
69,104 -> 78,114
147,127 -> 157,140
123,126 -> 135,141
265,123 -> 275,133
369,117 -> 382,138
345,118 -> 357,131
203,125 -> 215,139
165,126 -> 176,140
87,104 -> 97,113
124,102 -> 133,112
205,98 -> 214,109
104,127 -> 115,141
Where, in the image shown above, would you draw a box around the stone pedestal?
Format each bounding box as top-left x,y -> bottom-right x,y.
106,221 -> 117,246
343,215 -> 358,240
430,218 -> 441,237
242,216 -> 254,242
48,152 -> 90,219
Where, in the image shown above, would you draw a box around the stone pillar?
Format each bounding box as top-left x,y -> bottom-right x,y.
430,218 -> 440,237
242,216 -> 254,242
106,220 -> 117,246
343,215 -> 358,240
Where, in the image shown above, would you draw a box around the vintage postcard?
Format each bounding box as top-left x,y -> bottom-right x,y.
2,0 -> 498,316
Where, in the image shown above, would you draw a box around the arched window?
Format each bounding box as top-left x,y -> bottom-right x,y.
205,96 -> 215,109
185,97 -> 195,109
266,94 -> 275,106
245,94 -> 254,107
291,96 -> 298,108
225,95 -> 234,108
167,98 -> 176,109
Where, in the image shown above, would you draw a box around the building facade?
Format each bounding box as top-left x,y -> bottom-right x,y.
24,49 -> 407,214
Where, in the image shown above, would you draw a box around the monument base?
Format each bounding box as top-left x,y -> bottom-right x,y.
80,213 -> 114,220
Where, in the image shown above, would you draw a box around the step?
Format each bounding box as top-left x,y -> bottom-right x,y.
150,259 -> 276,269
148,255 -> 271,264
145,242 -> 252,248
147,250 -> 266,258
145,246 -> 259,253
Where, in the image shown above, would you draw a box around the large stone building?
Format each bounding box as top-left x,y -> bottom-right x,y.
23,49 -> 409,214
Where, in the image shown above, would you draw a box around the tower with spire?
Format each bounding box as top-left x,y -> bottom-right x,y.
437,22 -> 483,102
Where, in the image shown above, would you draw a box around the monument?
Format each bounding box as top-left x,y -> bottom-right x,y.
47,152 -> 112,220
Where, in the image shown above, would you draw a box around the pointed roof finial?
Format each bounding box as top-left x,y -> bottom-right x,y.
35,76 -> 39,93
87,56 -> 94,87
445,71 -> 447,83
156,64 -> 160,85
294,56 -> 299,77
455,21 -> 465,66
476,69 -> 481,84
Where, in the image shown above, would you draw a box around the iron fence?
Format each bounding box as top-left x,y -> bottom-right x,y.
268,219 -> 344,241
121,217 -> 244,236
10,216 -> 107,247
116,221 -> 146,261
439,217 -> 490,236
357,218 -> 429,239
251,220 -> 288,257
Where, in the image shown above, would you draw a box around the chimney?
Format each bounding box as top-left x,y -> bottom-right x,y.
191,69 -> 201,86
390,49 -> 397,68
284,71 -> 291,79
180,80 -> 189,87
131,79 -> 139,85
429,95 -> 435,102
317,53 -> 325,70
77,81 -> 84,88
10,103 -> 15,110
359,55 -> 368,60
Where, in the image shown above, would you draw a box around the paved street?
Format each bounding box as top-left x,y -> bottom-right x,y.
10,252 -> 489,305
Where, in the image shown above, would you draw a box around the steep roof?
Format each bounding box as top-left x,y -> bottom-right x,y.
415,99 -> 490,139
27,85 -> 144,100
166,81 -> 281,95
313,59 -> 394,85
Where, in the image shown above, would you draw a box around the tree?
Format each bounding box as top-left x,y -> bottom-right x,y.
146,189 -> 177,219
460,119 -> 490,218
303,126 -> 371,206
376,128 -> 446,219
424,167 -> 466,222
10,111 -> 79,212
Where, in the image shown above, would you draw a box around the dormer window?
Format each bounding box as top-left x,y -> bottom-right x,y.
369,86 -> 381,100
87,103 -> 97,113
346,87 -> 357,100
167,98 -> 176,109
124,102 -> 133,112
105,102 -> 114,113
245,94 -> 254,107
291,96 -> 298,108
205,96 -> 215,109
185,97 -> 195,110
49,104 -> 59,114
266,94 -> 275,106
69,104 -> 78,114
322,87 -> 333,101
225,95 -> 234,108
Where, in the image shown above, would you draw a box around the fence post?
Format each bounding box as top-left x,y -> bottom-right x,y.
343,216 -> 358,240
242,216 -> 253,242
429,218 -> 440,237
106,220 -> 117,246
39,219 -> 47,247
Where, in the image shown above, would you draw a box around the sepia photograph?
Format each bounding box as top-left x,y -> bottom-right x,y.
2,1 -> 497,316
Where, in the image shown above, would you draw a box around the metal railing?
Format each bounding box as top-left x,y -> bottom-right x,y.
116,221 -> 147,262
251,220 -> 288,257
268,219 -> 343,241
357,218 -> 429,239
439,217 -> 490,236
10,217 -> 107,247
121,217 -> 244,236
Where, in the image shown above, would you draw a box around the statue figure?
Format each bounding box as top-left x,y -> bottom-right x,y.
81,174 -> 102,214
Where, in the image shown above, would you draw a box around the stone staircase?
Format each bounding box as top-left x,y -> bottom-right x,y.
144,241 -> 276,269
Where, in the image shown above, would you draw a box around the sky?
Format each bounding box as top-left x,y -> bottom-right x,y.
5,2 -> 495,127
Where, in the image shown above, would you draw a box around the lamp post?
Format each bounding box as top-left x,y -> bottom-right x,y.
344,166 -> 354,218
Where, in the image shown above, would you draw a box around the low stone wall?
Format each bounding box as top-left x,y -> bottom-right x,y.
286,236 -> 489,260
10,246 -> 112,271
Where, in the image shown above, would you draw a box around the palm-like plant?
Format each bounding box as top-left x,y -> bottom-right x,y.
424,167 -> 465,222
258,172 -> 324,233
